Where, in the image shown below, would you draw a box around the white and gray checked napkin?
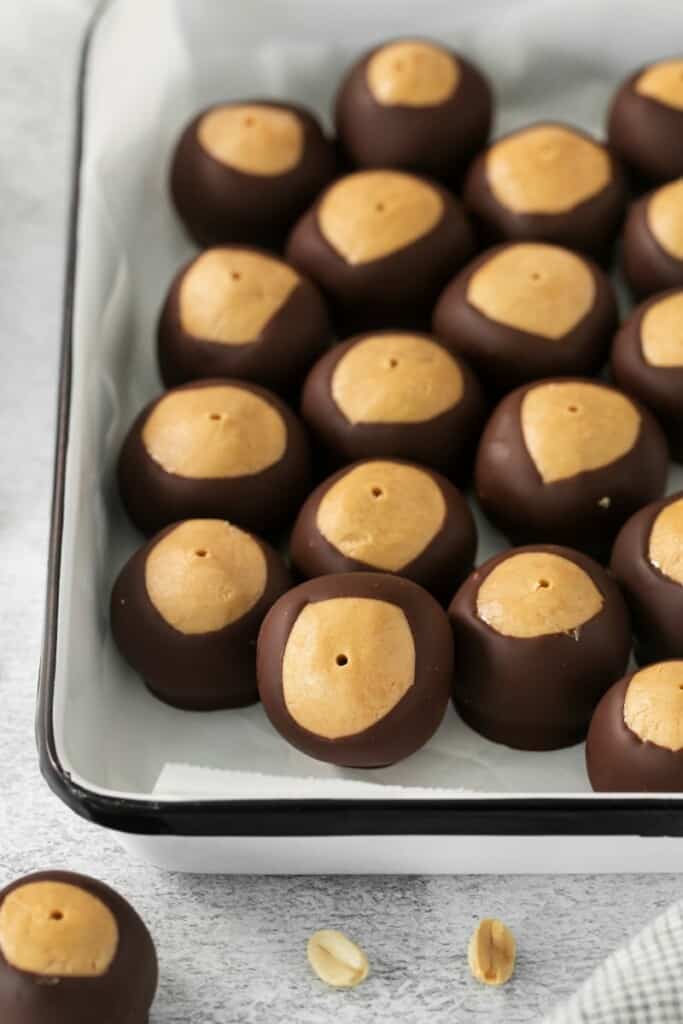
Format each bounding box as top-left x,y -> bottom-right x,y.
544,900 -> 683,1023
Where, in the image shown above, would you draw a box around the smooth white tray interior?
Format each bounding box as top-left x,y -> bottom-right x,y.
53,0 -> 683,803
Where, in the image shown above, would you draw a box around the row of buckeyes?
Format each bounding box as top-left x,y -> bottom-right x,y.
111,516 -> 683,793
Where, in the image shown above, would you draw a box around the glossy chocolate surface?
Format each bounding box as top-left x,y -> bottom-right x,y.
622,191 -> 683,299
608,69 -> 683,186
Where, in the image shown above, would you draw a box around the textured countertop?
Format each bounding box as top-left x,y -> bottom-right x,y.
1,2 -> 681,1021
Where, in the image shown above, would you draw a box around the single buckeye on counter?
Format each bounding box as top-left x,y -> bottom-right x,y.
290,458 -> 476,601
448,545 -> 631,750
0,871 -> 157,1024
257,572 -> 453,768
610,287 -> 683,461
475,377 -> 668,558
286,168 -> 474,329
622,177 -> 683,299
157,247 -> 331,395
170,100 -> 336,248
334,38 -> 492,184
611,492 -> 683,666
463,122 -> 626,261
118,378 -> 311,537
301,331 -> 485,477
433,241 -> 618,394
111,518 -> 291,710
587,661 -> 683,792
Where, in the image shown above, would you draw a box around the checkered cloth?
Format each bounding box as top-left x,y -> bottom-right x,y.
544,900 -> 683,1022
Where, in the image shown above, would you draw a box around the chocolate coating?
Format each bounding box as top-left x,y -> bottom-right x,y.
622,189 -> 683,299
0,871 -> 157,1024
463,123 -> 626,262
170,101 -> 337,249
117,379 -> 311,537
433,243 -> 618,395
474,378 -> 669,559
610,493 -> 683,666
608,67 -> 683,187
285,176 -> 474,331
157,248 -> 332,395
257,572 -> 453,767
449,545 -> 631,750
587,672 -> 683,792
290,459 -> 477,602
111,523 -> 291,710
300,333 -> 486,478
610,289 -> 683,461
334,42 -> 492,185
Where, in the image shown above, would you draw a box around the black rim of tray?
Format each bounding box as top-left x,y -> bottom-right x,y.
36,0 -> 683,839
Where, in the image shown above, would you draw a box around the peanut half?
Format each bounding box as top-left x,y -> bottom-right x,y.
307,929 -> 369,988
468,918 -> 516,986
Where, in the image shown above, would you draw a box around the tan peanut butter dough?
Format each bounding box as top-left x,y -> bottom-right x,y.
636,59 -> 683,111
624,661 -> 683,750
521,381 -> 641,484
318,170 -> 443,265
197,104 -> 303,175
466,243 -> 596,339
476,551 -> 603,639
145,520 -> 266,635
641,291 -> 683,367
316,461 -> 446,571
0,882 -> 118,977
366,41 -> 459,107
648,497 -> 683,584
331,334 -> 463,425
647,178 -> 683,260
282,597 -> 415,739
179,249 -> 299,345
142,385 -> 286,479
486,124 -> 611,214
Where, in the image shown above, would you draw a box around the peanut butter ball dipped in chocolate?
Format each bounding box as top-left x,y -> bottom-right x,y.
257,573 -> 453,767
111,519 -> 291,709
170,101 -> 336,248
449,546 -> 631,750
475,378 -> 668,558
158,247 -> 331,394
623,178 -> 683,299
587,662 -> 683,792
286,169 -> 474,330
608,59 -> 683,186
334,39 -> 492,184
433,242 -> 618,394
611,289 -> 683,461
290,459 -> 476,602
463,123 -> 626,261
301,332 -> 485,477
118,379 -> 310,537
0,870 -> 157,1024
611,492 -> 683,666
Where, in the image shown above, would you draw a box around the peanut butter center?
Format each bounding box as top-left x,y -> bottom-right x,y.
318,171 -> 443,265
316,461 -> 446,571
0,882 -> 118,977
486,124 -> 611,215
521,381 -> 640,484
476,551 -> 603,639
332,334 -> 463,425
366,41 -> 459,107
142,385 -> 286,479
197,104 -> 303,176
647,178 -> 683,260
179,249 -> 299,345
282,597 -> 415,739
641,291 -> 683,367
466,243 -> 596,339
648,497 -> 683,586
145,519 -> 267,634
635,59 -> 683,112
624,661 -> 683,751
